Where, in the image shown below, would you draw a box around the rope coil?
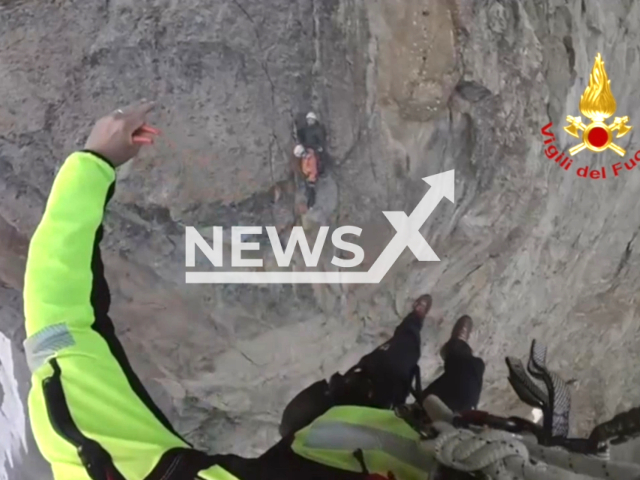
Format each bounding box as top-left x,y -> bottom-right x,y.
426,420 -> 640,480
433,423 -> 528,472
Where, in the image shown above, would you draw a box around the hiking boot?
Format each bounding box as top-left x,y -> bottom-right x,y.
412,294 -> 432,320
440,315 -> 473,361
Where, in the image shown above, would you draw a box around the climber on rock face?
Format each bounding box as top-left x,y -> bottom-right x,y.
294,143 -> 319,208
296,111 -> 327,174
23,100 -> 489,480
298,112 -> 325,150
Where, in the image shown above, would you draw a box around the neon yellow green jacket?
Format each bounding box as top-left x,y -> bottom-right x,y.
24,151 -> 237,480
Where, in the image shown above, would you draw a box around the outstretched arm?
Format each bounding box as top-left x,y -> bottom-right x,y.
24,149 -> 115,338
23,102 -> 193,480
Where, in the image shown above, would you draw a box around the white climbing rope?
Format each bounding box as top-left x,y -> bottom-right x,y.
433,424 -> 529,472
418,396 -> 640,480
427,420 -> 640,480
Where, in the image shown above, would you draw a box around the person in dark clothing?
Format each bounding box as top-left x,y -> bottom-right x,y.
422,315 -> 485,412
279,305 -> 486,439
335,296 -> 429,409
296,112 -> 327,174
280,294 -> 432,438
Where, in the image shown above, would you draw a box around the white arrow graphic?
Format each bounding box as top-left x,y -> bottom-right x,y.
186,169 -> 455,284
367,169 -> 455,283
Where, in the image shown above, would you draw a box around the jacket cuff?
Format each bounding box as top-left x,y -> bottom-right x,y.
80,150 -> 116,170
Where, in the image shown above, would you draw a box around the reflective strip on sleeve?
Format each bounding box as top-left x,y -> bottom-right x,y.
24,323 -> 75,373
303,421 -> 433,473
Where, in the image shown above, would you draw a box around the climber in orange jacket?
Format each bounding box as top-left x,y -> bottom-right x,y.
294,144 -> 319,208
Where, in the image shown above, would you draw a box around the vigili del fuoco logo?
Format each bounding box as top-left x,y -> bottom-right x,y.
540,53 -> 640,180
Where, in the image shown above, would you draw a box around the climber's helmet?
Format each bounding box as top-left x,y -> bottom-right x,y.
306,112 -> 318,125
294,144 -> 306,158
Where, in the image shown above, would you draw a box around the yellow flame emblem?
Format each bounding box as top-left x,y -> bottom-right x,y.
564,53 -> 632,156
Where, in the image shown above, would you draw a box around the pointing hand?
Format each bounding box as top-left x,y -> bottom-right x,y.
85,100 -> 161,167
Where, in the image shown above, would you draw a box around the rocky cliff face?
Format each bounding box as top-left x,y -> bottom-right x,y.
1,0 -> 640,475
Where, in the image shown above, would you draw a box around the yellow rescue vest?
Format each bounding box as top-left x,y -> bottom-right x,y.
292,406 -> 437,480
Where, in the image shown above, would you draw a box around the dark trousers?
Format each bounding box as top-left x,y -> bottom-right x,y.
306,183 -> 316,208
422,339 -> 485,412
279,313 -> 486,437
336,311 -> 424,409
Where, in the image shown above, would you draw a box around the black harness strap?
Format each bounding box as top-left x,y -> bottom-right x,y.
407,365 -> 424,406
352,449 -> 370,475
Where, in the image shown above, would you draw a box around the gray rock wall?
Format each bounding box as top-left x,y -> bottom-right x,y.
1,0 -> 640,475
